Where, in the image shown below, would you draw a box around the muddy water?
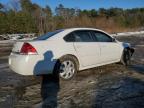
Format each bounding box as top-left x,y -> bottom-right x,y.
0,35 -> 144,108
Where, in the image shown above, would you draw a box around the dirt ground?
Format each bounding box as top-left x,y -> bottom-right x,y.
0,35 -> 144,108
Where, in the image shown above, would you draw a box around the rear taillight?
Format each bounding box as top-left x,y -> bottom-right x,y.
20,43 -> 37,55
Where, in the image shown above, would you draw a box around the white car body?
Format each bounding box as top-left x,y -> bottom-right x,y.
9,28 -> 130,76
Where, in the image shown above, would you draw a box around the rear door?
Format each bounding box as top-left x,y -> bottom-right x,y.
72,30 -> 101,67
92,31 -> 121,63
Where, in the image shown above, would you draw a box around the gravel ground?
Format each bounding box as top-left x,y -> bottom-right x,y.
0,35 -> 144,108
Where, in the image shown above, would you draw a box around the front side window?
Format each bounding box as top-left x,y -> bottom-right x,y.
93,31 -> 113,42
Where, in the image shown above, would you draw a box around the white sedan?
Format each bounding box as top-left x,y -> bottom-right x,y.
9,28 -> 134,80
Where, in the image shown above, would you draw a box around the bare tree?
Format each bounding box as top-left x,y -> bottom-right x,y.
9,0 -> 21,12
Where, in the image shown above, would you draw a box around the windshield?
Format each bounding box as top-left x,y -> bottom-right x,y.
35,29 -> 64,40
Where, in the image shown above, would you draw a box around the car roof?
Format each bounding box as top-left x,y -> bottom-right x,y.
48,28 -> 112,41
63,28 -> 104,32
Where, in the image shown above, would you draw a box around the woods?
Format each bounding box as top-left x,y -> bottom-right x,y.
0,0 -> 144,35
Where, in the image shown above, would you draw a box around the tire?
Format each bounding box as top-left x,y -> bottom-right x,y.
54,55 -> 78,80
121,49 -> 132,66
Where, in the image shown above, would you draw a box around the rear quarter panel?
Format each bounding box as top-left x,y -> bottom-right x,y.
29,40 -> 77,59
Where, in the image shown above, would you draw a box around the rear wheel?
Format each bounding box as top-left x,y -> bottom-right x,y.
121,49 -> 131,66
54,56 -> 78,80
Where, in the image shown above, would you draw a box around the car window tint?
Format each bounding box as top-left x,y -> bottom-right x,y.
74,31 -> 93,42
90,31 -> 98,42
35,29 -> 64,40
94,32 -> 112,42
64,33 -> 75,42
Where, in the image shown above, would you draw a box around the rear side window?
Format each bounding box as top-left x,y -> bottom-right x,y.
93,31 -> 112,42
64,30 -> 94,42
74,31 -> 93,42
64,33 -> 75,42
35,29 -> 64,40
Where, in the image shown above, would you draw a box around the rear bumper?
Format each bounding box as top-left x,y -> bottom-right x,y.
9,53 -> 56,76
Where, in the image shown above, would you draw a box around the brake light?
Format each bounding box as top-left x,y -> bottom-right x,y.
20,43 -> 37,55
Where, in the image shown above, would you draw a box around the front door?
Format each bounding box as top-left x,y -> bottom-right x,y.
92,31 -> 121,63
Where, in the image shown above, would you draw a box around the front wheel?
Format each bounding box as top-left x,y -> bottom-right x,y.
121,49 -> 132,66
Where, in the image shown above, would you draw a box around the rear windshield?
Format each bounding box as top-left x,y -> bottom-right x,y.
35,29 -> 64,40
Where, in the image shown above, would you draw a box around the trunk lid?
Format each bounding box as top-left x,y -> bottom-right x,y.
12,40 -> 35,53
12,42 -> 25,53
